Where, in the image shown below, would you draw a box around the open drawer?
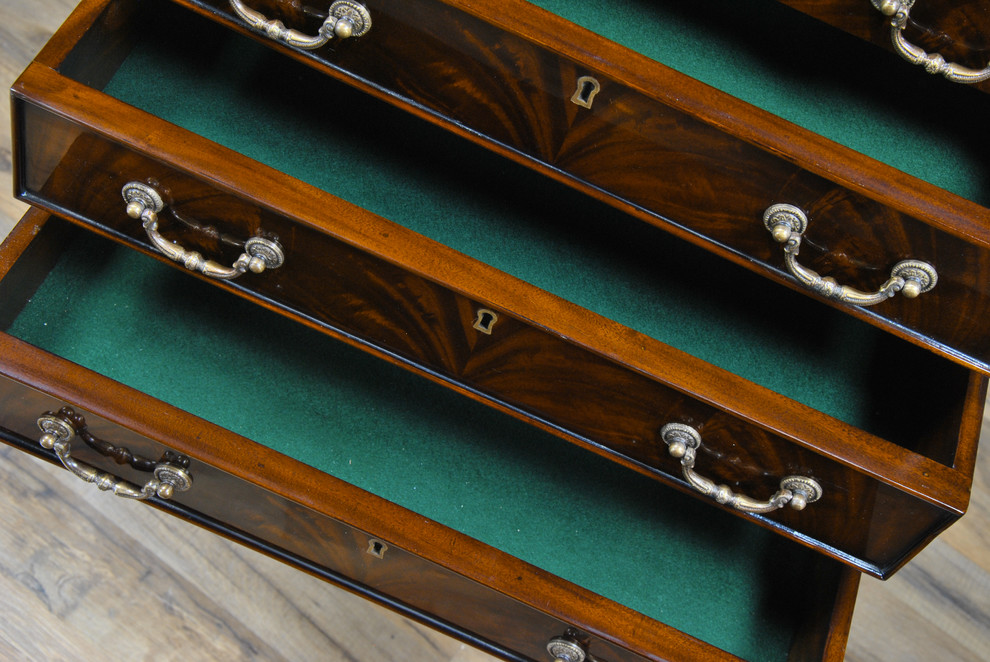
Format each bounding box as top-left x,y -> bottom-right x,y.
157,0 -> 990,372
0,209 -> 861,662
10,0 -> 987,577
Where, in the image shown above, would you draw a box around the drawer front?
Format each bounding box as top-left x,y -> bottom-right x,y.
170,0 -> 990,373
12,72 -> 980,578
0,210 -> 859,660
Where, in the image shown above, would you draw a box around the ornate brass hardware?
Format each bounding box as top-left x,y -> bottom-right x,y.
366,538 -> 388,559
37,410 -> 193,500
570,76 -> 601,109
660,423 -> 822,513
546,635 -> 587,662
764,203 -> 937,306
871,0 -> 990,83
122,182 -> 285,280
229,0 -> 371,49
472,308 -> 499,334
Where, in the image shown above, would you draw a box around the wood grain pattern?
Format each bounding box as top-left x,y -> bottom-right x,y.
0,440 -> 495,662
169,0 -> 990,374
0,1 -> 988,661
0,3 -> 488,660
10,18 -> 981,575
0,217 -> 859,662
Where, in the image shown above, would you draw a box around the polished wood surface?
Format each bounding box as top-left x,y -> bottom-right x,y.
9,0 -> 982,576
12,68 -> 978,575
173,0 -> 990,374
0,1 -> 988,661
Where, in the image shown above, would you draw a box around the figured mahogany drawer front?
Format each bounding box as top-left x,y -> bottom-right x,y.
12,0 -> 986,577
168,0 -> 990,373
15,83 -> 982,577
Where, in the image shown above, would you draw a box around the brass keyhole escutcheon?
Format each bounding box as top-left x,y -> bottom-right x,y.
570,75 -> 600,109
366,538 -> 388,559
473,308 -> 499,335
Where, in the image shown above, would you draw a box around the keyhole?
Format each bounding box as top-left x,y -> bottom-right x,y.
473,308 -> 498,334
570,75 -> 600,109
367,538 -> 388,558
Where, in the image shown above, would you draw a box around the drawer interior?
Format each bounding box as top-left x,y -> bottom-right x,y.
73,0 -> 971,464
527,0 -> 990,205
3,217 -> 842,662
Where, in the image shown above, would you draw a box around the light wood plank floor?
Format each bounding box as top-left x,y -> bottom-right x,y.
0,1 -> 988,660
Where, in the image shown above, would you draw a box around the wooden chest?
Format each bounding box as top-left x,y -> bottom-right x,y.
2,0 -> 988,659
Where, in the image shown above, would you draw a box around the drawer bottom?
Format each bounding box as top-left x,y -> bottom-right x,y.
97,16 -> 965,445
1,217 -> 846,662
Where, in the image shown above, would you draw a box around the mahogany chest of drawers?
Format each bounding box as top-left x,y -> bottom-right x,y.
2,0 -> 987,660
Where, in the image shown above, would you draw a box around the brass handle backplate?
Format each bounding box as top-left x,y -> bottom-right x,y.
37,410 -> 193,500
546,635 -> 587,662
660,423 -> 822,514
229,0 -> 371,48
764,203 -> 937,306
122,182 -> 284,280
871,0 -> 990,83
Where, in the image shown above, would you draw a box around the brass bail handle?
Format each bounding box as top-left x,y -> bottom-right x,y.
228,0 -> 371,49
764,203 -> 937,307
660,423 -> 823,514
871,0 -> 990,84
122,182 -> 285,281
37,413 -> 193,500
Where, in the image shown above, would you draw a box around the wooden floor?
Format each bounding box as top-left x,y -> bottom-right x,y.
0,1 -> 988,660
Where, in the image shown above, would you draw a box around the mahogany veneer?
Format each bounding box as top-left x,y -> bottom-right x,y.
165,0 -> 990,373
4,0 -> 989,658
9,0 -> 987,577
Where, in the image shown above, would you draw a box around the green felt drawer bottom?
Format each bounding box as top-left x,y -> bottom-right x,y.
6,221 -> 825,662
95,6 -> 968,454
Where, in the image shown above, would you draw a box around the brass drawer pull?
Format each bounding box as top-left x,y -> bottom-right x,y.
37,411 -> 192,500
122,182 -> 285,280
764,203 -> 937,306
229,0 -> 371,48
546,635 -> 587,662
872,1 -> 990,84
660,423 -> 822,513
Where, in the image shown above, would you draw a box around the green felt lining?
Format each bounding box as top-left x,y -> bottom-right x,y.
8,224 -> 817,662
530,0 -> 989,205
92,3 -> 968,451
